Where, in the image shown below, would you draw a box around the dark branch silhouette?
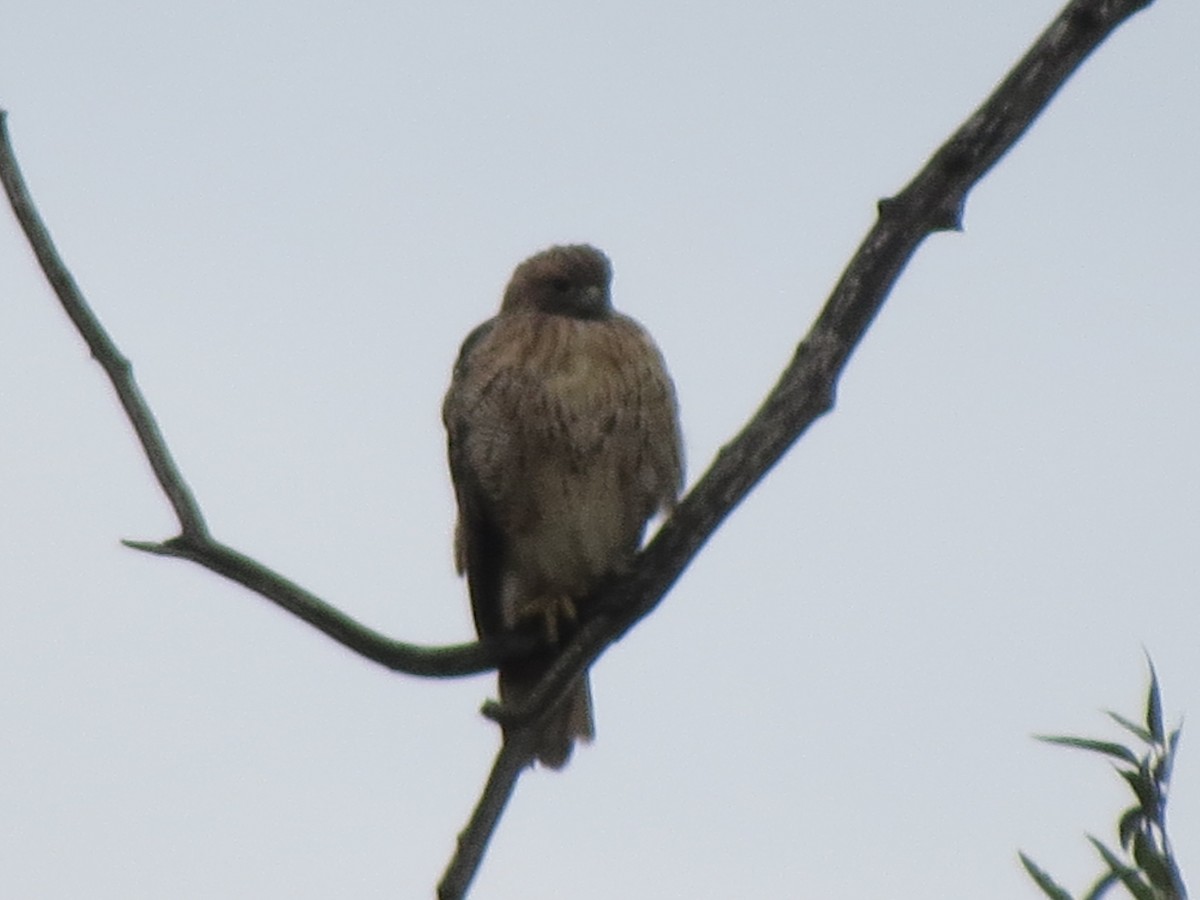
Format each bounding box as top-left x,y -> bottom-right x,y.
482,0 -> 1157,733
126,536 -> 538,676
0,112 -> 535,678
444,0 -> 1156,893
0,0 -> 1157,896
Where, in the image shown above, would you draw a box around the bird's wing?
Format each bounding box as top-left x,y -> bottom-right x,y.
443,319 -> 509,638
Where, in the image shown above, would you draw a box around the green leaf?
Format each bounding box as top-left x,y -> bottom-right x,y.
1146,664 -> 1165,745
1109,712 -> 1154,745
1118,806 -> 1145,851
1167,726 -> 1182,758
1020,852 -> 1076,900
1132,832 -> 1175,892
1119,767 -> 1159,817
1112,868 -> 1157,900
1035,735 -> 1139,765
1153,752 -> 1173,793
1081,871 -> 1120,900
1156,727 -> 1183,786
1088,837 -> 1157,900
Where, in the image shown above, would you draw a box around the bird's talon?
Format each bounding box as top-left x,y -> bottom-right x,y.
537,596 -> 577,645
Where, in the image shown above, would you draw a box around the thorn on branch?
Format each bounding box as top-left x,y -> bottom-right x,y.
121,538 -> 175,555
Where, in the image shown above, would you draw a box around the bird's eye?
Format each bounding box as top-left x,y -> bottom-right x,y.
550,276 -> 571,293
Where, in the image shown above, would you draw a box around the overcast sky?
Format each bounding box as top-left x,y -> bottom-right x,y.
3,2 -> 1199,897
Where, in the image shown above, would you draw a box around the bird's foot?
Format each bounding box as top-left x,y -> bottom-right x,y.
534,596 -> 577,645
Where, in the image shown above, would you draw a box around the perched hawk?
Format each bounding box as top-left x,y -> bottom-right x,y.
443,244 -> 683,768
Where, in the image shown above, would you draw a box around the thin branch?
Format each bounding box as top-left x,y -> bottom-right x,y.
127,536 -> 537,676
0,110 -> 209,541
0,110 -> 531,679
439,671 -> 597,898
437,733 -> 536,900
488,0 -> 1157,730
446,0 -> 1157,893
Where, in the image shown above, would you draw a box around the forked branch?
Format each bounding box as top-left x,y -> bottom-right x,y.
443,0 -> 1156,894
0,0 -> 1158,896
0,111 -> 532,678
480,0 -> 1157,734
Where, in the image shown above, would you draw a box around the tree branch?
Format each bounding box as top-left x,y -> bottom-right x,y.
125,535 -> 537,676
0,110 -> 209,542
1,0 -> 1159,895
0,110 -> 532,678
486,0 -> 1157,730
437,730 -> 536,900
442,0 -> 1157,894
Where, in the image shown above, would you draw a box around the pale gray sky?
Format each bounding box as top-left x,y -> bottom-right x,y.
3,2 -> 1199,897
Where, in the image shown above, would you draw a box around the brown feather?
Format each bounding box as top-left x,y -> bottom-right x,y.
444,245 -> 682,768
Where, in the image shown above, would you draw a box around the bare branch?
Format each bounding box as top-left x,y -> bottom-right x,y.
124,536 -> 537,676
489,0 -> 1158,733
0,110 -> 209,541
0,110 -> 533,679
437,732 -> 536,900
439,677 -> 601,898
444,0 -> 1158,893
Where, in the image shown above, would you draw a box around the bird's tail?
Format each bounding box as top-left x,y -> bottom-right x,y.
500,670 -> 594,769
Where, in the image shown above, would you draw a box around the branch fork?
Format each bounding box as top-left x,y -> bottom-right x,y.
0,2 -> 1158,895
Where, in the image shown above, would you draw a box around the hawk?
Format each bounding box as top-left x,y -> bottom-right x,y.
443,244 -> 683,768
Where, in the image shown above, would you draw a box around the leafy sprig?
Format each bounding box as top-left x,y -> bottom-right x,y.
1020,662 -> 1186,900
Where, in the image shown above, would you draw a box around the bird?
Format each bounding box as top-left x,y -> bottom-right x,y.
443,244 -> 683,768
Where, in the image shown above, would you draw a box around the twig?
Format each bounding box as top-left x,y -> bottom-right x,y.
437,734 -> 536,900
129,536 -> 537,676
0,110 -> 209,540
0,111 -> 530,679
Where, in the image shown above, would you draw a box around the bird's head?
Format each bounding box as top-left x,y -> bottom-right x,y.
500,244 -> 613,320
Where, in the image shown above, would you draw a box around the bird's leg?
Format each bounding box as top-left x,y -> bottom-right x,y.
531,595 -> 577,645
